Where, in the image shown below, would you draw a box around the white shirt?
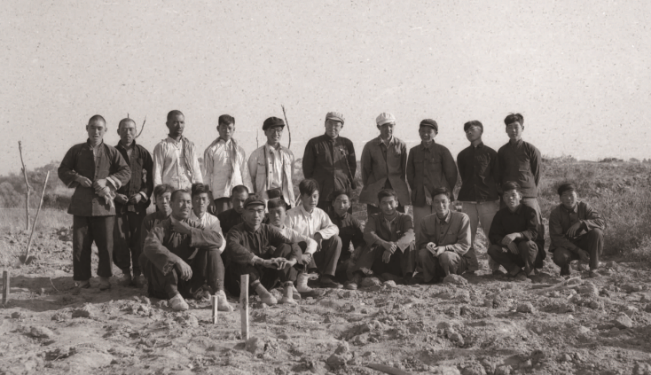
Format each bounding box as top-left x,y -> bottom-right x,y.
277,225 -> 318,255
203,138 -> 252,199
191,211 -> 226,253
153,137 -> 203,189
266,144 -> 284,190
285,204 -> 339,241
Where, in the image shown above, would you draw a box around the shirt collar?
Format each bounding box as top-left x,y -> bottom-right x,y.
561,203 -> 578,214
422,140 -> 436,149
380,136 -> 393,147
472,142 -> 484,149
86,139 -> 104,149
298,204 -> 315,218
166,136 -> 183,146
509,138 -> 524,146
243,222 -> 262,232
217,137 -> 232,145
507,204 -> 523,215
435,211 -> 451,224
117,139 -> 136,150
332,211 -> 349,221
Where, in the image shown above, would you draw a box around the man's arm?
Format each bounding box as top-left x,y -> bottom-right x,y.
108,147 -> 131,190
530,144 -> 542,187
267,226 -> 301,261
247,149 -> 259,192
395,215 -> 415,252
441,147 -> 458,197
519,206 -> 540,241
416,219 -> 431,251
143,225 -> 183,275
58,145 -> 81,188
581,202 -> 606,231
152,143 -> 164,188
399,142 -> 408,182
406,149 -> 415,190
316,210 -> 339,240
185,219 -> 224,249
456,151 -> 466,186
549,207 -> 580,253
286,228 -> 317,255
346,140 -> 357,183
191,145 -> 203,183
225,228 -> 256,264
240,148 -> 253,192
302,141 -> 315,179
441,214 -> 471,255
203,145 -> 214,190
140,147 -> 154,201
363,216 -> 390,248
360,143 -> 372,187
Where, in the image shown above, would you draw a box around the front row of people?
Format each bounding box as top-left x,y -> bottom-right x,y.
135,178 -> 606,311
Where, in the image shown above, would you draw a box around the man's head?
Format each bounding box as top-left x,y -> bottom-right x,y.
153,184 -> 174,216
117,118 -> 137,145
376,112 -> 396,140
191,183 -> 211,216
557,183 -> 578,210
377,189 -> 399,216
464,120 -> 483,143
504,113 -> 524,141
170,189 -> 192,220
502,181 -> 522,211
166,110 -> 185,138
230,185 -> 249,213
419,119 -> 438,143
431,187 -> 451,218
241,195 -> 266,228
267,198 -> 288,228
330,190 -> 351,217
263,117 -> 285,145
324,112 -> 345,139
299,179 -> 320,212
86,115 -> 107,145
217,114 -> 235,141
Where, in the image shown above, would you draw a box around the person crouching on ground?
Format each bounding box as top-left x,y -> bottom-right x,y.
487,181 -> 546,282
140,189 -> 232,311
328,190 -> 365,282
138,184 -> 174,277
346,189 -> 415,290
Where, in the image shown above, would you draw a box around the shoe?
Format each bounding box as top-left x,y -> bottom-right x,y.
169,293 -> 189,311
279,282 -> 298,305
215,290 -> 234,312
132,275 -> 144,289
344,273 -> 363,290
99,277 -> 111,291
290,285 -> 302,300
296,272 -> 319,293
492,269 -> 506,276
193,288 -> 211,302
119,269 -> 132,286
405,273 -> 425,285
513,272 -> 528,282
560,266 -> 571,276
254,283 -> 278,305
319,275 -> 343,289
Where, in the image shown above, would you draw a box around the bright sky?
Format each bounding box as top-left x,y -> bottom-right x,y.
2,0 -> 650,176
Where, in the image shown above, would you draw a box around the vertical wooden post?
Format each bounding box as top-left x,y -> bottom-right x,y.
2,270 -> 9,305
24,171 -> 50,263
240,275 -> 249,340
211,294 -> 218,325
18,141 -> 30,231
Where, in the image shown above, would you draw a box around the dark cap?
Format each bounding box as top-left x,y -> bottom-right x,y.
557,183 -> 576,196
262,117 -> 285,131
419,119 -> 438,132
243,195 -> 265,209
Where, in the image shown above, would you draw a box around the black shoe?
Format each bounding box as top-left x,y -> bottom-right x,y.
320,276 -> 343,289
560,266 -> 571,276
405,273 -> 425,285
344,273 -> 362,290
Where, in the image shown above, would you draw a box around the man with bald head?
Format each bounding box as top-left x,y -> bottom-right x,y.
113,118 -> 153,287
153,110 -> 203,190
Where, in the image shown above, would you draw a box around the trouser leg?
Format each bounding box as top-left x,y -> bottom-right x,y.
139,253 -> 180,299
417,248 -> 440,283
413,206 -> 434,237
487,244 -> 523,276
577,229 -> 604,270
72,216 -> 93,281
438,251 -> 467,276
112,212 -> 131,272
90,216 -> 114,278
226,261 -> 263,297
552,247 -> 577,275
128,212 -> 145,276
311,235 -> 342,277
263,243 -> 301,285
190,249 -> 226,293
461,202 -> 480,272
517,240 -> 539,274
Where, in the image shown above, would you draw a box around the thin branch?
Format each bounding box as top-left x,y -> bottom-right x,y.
24,171 -> 50,263
136,116 -> 147,138
281,105 -> 291,149
18,141 -> 32,231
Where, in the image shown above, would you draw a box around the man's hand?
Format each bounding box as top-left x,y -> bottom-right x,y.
566,222 -> 582,238
426,242 -> 438,255
175,260 -> 193,281
172,220 -> 192,235
128,194 -> 142,204
507,242 -> 519,255
313,233 -> 323,251
382,241 -> 397,253
501,233 -> 520,246
435,247 -> 446,257
577,249 -> 590,263
75,175 -> 93,187
382,250 -> 392,263
257,258 -> 280,269
300,253 -> 312,266
93,179 -> 108,189
275,258 -> 296,270
425,196 -> 432,206
115,194 -> 129,204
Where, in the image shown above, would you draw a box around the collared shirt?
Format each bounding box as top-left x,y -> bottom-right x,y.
457,142 -> 499,202
115,140 -> 154,214
203,138 -> 252,199
277,225 -> 318,255
416,211 -> 471,256
225,223 -> 299,265
364,212 -> 414,253
191,211 -> 226,253
496,139 -> 542,199
153,137 -> 203,189
302,134 -> 357,202
266,144 -> 284,190
285,205 -> 339,240
216,208 -> 244,237
488,204 -> 541,246
329,211 -> 365,253
407,140 -> 458,206
549,201 -> 605,252
140,211 -> 170,251
58,140 -> 131,217
248,144 -> 295,205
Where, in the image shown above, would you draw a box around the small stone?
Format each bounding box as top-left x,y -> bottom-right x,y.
141,297 -> 151,305
531,350 -> 546,364
494,364 -> 512,375
334,341 -> 350,355
326,353 -> 347,370
383,280 -> 397,288
157,300 -> 168,308
516,303 -> 535,313
613,313 -> 633,329
443,274 -> 468,287
559,353 -> 572,362
51,311 -> 68,321
624,305 -> 639,317
11,311 -> 26,319
71,304 -> 95,319
461,363 -> 486,375
522,359 -> 532,368
245,337 -> 265,354
29,326 -> 55,339
579,282 -> 599,297
449,332 -> 464,346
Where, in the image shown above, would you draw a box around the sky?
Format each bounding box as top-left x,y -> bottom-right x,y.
1,0 -> 650,176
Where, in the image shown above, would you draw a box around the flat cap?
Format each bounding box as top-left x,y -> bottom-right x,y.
262,117 -> 285,131
419,119 -> 438,132
325,111 -> 345,124
243,195 -> 265,209
376,112 -> 396,126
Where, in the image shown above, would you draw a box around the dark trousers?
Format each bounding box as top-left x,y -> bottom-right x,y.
309,235 -> 342,277
366,204 -> 405,217
113,211 -> 145,276
73,215 -> 114,281
140,248 -> 225,300
487,241 -> 539,276
353,243 -> 416,278
552,229 -> 604,273
225,243 -> 301,296
211,198 -> 232,215
417,248 -> 468,283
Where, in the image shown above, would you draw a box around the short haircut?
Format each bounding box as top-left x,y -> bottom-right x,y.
377,189 -> 398,202
329,189 -> 349,202
167,110 -> 184,121
118,118 -> 136,129
153,184 -> 174,198
171,189 -> 190,202
299,179 -> 320,196
557,183 -> 576,196
231,185 -> 249,196
218,114 -> 235,126
431,187 -> 451,200
504,113 -> 524,126
501,181 -> 521,194
88,114 -> 106,124
191,183 -> 211,197
463,120 -> 483,132
267,198 -> 287,211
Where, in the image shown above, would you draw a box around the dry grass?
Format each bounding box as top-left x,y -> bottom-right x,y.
0,207 -> 71,234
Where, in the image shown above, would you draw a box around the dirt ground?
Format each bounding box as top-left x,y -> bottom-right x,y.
2,226 -> 651,375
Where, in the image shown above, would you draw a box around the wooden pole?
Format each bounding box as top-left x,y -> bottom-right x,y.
212,294 -> 218,324
2,270 -> 9,305
240,275 -> 249,340
281,105 -> 291,149
18,141 -> 31,231
24,171 -> 50,263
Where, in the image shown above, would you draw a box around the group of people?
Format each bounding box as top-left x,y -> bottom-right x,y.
58,110 -> 606,311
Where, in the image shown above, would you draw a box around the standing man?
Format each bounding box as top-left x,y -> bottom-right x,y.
58,115 -> 131,291
407,119 -> 458,235
113,118 -> 154,287
360,113 -> 410,216
153,110 -> 203,190
203,114 -> 252,214
302,112 -> 357,212
248,117 -> 295,206
456,120 -> 500,274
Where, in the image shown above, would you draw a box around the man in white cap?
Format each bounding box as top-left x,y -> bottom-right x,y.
359,112 -> 411,216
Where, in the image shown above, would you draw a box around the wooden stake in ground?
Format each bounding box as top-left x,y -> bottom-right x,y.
23,171 -> 50,264
281,105 -> 291,149
240,275 -> 249,340
18,141 -> 32,231
2,270 -> 9,305
212,294 -> 218,324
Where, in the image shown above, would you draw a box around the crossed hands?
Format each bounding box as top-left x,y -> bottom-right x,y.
257,257 -> 297,270
566,222 -> 583,238
115,193 -> 143,205
175,260 -> 193,281
501,233 -> 521,254
426,242 -> 445,257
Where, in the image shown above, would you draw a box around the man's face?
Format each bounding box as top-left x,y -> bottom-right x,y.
86,120 -> 107,144
218,123 -> 235,140
265,126 -> 283,144
325,119 -> 343,138
118,120 -> 137,145
302,191 -> 320,211
155,192 -> 172,216
379,196 -> 398,216
503,189 -> 521,211
560,190 -> 578,210
433,194 -> 451,217
419,126 -> 436,142
192,192 -> 210,216
378,123 -> 394,139
166,114 -> 185,137
465,125 -> 482,143
242,205 -> 265,227
171,192 -> 192,220
231,191 -> 249,213
505,121 -> 523,141
267,206 -> 286,228
332,194 -> 351,217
